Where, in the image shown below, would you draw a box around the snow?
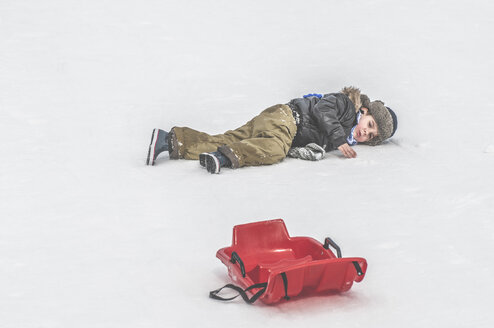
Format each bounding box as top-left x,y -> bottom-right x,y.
1,0 -> 493,327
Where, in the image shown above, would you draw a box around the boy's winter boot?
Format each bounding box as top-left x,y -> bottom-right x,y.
146,129 -> 169,165
199,151 -> 231,174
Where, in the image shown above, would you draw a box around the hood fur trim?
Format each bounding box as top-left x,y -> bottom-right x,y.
340,86 -> 363,112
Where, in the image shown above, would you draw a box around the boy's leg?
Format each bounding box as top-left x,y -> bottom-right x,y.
218,104 -> 297,168
169,107 -> 277,160
170,104 -> 296,166
169,126 -> 248,160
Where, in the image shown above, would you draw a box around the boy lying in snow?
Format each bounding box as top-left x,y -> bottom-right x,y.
146,87 -> 397,173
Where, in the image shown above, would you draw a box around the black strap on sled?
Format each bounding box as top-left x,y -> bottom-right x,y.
281,272 -> 290,300
230,252 -> 246,278
352,261 -> 363,276
209,282 -> 267,304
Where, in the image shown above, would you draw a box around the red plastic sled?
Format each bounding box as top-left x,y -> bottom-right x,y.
210,219 -> 367,304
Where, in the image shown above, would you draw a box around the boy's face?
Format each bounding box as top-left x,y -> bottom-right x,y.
353,107 -> 379,143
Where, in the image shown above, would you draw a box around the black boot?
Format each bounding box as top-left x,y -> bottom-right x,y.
199,151 -> 231,174
146,129 -> 169,165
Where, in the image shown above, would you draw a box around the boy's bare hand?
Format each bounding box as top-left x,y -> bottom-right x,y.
338,144 -> 357,158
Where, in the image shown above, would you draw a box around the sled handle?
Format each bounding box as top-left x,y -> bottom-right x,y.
230,251 -> 246,278
323,237 -> 342,258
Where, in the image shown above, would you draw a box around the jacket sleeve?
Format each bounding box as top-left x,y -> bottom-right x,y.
311,95 -> 348,149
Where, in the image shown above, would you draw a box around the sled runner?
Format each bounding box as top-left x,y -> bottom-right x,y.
210,219 -> 367,304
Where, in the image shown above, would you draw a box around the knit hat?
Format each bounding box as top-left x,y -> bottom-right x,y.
364,100 -> 398,146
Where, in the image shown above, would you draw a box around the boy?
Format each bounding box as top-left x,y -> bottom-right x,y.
146,87 -> 397,173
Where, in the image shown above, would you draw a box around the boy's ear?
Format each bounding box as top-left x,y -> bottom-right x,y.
360,107 -> 369,115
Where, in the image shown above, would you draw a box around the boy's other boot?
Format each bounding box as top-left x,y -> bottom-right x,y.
199,151 -> 231,174
147,129 -> 169,165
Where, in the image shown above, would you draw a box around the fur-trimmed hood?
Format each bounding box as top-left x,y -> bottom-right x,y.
340,86 -> 371,112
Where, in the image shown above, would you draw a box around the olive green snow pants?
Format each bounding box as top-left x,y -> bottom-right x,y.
169,104 -> 297,168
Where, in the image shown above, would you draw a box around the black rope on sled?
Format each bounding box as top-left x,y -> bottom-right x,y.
209,282 -> 268,304
281,272 -> 290,301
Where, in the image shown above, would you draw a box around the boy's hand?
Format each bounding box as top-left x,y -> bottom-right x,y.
338,144 -> 357,158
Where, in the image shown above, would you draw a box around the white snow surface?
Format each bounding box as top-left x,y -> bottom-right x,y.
1,0 -> 494,327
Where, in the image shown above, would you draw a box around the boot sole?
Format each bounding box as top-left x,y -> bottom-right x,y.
199,153 -> 207,168
146,129 -> 158,165
204,154 -> 220,174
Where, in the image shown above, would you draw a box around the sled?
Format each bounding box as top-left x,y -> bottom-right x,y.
210,219 -> 367,304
